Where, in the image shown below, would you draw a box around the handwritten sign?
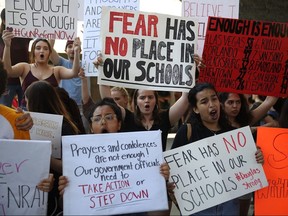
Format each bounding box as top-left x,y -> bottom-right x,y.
98,7 -> 198,92
82,0 -> 139,75
5,0 -> 77,40
62,131 -> 168,215
29,112 -> 63,158
0,139 -> 51,215
198,17 -> 288,97
255,127 -> 288,215
163,126 -> 268,215
182,0 -> 239,56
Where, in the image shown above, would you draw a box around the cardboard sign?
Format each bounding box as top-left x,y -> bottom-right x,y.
98,7 -> 198,92
182,0 -> 239,56
199,16 -> 288,97
163,126 -> 268,215
29,112 -> 63,158
62,131 -> 168,215
82,0 -> 139,75
255,127 -> 288,215
0,139 -> 51,215
5,0 -> 77,39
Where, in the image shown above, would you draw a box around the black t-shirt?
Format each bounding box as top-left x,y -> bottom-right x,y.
172,123 -> 235,149
122,109 -> 171,152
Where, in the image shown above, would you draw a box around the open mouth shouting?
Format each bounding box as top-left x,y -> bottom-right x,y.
40,54 -> 45,59
209,109 -> 219,120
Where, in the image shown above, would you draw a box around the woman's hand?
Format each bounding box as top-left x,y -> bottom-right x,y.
58,175 -> 69,196
160,162 -> 170,181
37,173 -> 54,192
73,37 -> 81,53
193,54 -> 205,69
255,146 -> 264,165
1,29 -> 14,47
93,54 -> 104,69
15,107 -> 33,131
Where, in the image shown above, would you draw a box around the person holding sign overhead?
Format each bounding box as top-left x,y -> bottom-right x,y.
58,97 -> 171,215
1,29 -> 81,108
171,82 -> 264,216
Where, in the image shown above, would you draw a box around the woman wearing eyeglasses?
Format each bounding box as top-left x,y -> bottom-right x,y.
58,97 -> 171,215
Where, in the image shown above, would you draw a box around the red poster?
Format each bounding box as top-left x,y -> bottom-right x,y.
199,17 -> 288,97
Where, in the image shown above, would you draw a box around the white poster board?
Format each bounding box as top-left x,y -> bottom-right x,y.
82,0 -> 139,75
0,139 -> 51,215
29,112 -> 63,159
62,130 -> 168,215
163,126 -> 268,215
5,0 -> 78,40
182,0 -> 239,56
98,7 -> 198,92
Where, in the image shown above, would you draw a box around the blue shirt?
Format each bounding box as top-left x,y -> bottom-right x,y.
57,57 -> 82,105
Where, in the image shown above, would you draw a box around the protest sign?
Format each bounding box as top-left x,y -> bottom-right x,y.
255,127 -> 288,215
198,16 -> 288,97
0,139 -> 51,215
5,0 -> 77,40
62,130 -> 168,215
98,7 -> 198,92
29,112 -> 63,158
163,126 -> 268,215
82,0 -> 139,75
182,0 -> 239,56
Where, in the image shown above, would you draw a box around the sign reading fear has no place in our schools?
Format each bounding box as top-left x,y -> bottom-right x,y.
62,130 -> 168,215
5,0 -> 77,40
199,16 -> 288,97
0,139 -> 51,216
163,126 -> 268,215
98,7 -> 198,93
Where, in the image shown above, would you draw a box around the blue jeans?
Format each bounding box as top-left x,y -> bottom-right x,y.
0,84 -> 23,107
192,199 -> 239,216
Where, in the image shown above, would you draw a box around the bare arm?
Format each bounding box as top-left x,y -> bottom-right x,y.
2,30 -> 26,78
250,96 -> 278,126
48,39 -> 61,65
169,92 -> 189,126
80,68 -> 91,105
57,38 -> 81,79
50,157 -> 62,174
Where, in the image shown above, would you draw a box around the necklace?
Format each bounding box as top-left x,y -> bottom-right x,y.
207,128 -> 218,136
143,120 -> 153,130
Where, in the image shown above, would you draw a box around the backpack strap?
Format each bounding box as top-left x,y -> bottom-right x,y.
186,123 -> 192,141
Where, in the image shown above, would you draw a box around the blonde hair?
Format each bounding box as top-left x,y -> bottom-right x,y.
111,86 -> 129,99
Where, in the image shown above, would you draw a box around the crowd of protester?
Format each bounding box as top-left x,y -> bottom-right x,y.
1,6 -> 287,216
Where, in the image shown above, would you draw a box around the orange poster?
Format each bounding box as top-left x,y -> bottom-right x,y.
255,127 -> 288,215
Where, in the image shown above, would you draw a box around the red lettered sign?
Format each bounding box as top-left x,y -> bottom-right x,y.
199,17 -> 288,97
